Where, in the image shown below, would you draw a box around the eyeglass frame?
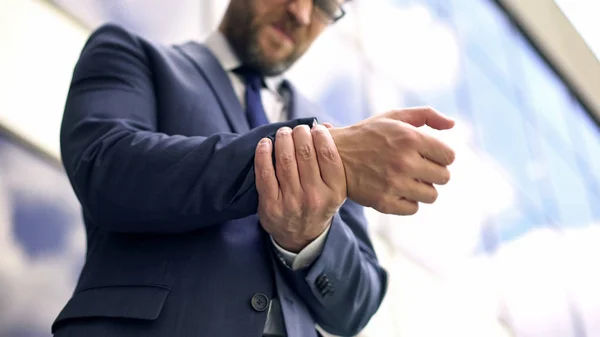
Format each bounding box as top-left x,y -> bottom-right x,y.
313,0 -> 346,24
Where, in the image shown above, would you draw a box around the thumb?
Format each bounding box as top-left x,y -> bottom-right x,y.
391,107 -> 455,130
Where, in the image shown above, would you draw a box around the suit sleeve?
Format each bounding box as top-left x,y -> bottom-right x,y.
60,24 -> 315,234
275,199 -> 388,336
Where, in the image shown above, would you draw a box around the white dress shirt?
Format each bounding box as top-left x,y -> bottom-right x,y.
203,31 -> 331,335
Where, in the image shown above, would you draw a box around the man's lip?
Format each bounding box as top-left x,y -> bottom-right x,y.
271,24 -> 295,43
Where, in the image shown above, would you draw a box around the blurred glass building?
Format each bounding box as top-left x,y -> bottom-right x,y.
1,0 -> 599,336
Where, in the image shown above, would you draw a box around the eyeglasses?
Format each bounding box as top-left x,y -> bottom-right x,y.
313,0 -> 346,24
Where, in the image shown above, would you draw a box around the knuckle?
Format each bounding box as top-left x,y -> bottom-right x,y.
333,193 -> 346,207
266,203 -> 278,216
383,171 -> 399,193
297,144 -> 313,161
305,192 -> 323,211
279,153 -> 295,167
319,146 -> 337,162
278,154 -> 296,177
402,130 -> 420,146
401,156 -> 416,173
382,174 -> 394,193
390,156 -> 412,174
285,199 -> 302,215
259,168 -> 273,181
423,105 -> 435,114
263,203 -> 281,218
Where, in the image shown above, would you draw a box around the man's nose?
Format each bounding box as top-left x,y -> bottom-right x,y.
287,0 -> 313,26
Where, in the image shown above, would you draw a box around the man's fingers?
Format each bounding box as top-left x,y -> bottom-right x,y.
375,195 -> 419,216
275,127 -> 301,196
413,155 -> 451,185
293,125 -> 321,190
419,133 -> 456,166
254,138 -> 278,201
396,178 -> 439,204
312,124 -> 345,190
322,122 -> 334,129
391,107 -> 455,130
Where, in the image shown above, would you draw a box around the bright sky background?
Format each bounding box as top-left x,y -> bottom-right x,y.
554,0 -> 600,60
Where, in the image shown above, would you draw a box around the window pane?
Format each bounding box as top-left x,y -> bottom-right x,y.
517,34 -> 574,147
463,56 -> 543,210
540,137 -> 594,228
451,0 -> 514,80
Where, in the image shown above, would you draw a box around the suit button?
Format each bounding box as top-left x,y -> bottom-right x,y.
251,293 -> 269,312
316,274 -> 329,288
316,274 -> 327,285
316,274 -> 335,297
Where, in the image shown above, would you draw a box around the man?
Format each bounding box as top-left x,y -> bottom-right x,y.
52,0 -> 456,336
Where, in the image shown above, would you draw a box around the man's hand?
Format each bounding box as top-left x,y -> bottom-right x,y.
329,107 -> 456,216
254,125 -> 347,253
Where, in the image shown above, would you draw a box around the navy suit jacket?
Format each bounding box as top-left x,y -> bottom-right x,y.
52,24 -> 387,337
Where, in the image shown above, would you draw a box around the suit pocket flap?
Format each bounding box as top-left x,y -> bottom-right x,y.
52,285 -> 170,332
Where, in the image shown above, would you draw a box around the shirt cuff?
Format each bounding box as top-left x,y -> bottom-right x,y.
271,224 -> 332,270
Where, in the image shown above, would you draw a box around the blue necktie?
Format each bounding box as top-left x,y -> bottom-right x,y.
234,66 -> 270,129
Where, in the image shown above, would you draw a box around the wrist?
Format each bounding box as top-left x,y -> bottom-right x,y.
272,236 -> 310,254
272,218 -> 333,253
328,126 -> 349,158
329,126 -> 353,198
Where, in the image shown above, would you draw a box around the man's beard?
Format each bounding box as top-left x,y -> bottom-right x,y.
223,5 -> 300,76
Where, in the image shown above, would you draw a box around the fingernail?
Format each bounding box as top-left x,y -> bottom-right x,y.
259,138 -> 270,147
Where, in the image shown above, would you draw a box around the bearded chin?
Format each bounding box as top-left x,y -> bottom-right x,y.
241,29 -> 296,77
223,4 -> 299,77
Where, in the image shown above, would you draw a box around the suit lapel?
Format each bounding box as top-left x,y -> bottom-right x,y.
177,42 -> 249,133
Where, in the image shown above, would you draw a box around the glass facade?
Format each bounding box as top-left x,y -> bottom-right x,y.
2,0 -> 599,336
